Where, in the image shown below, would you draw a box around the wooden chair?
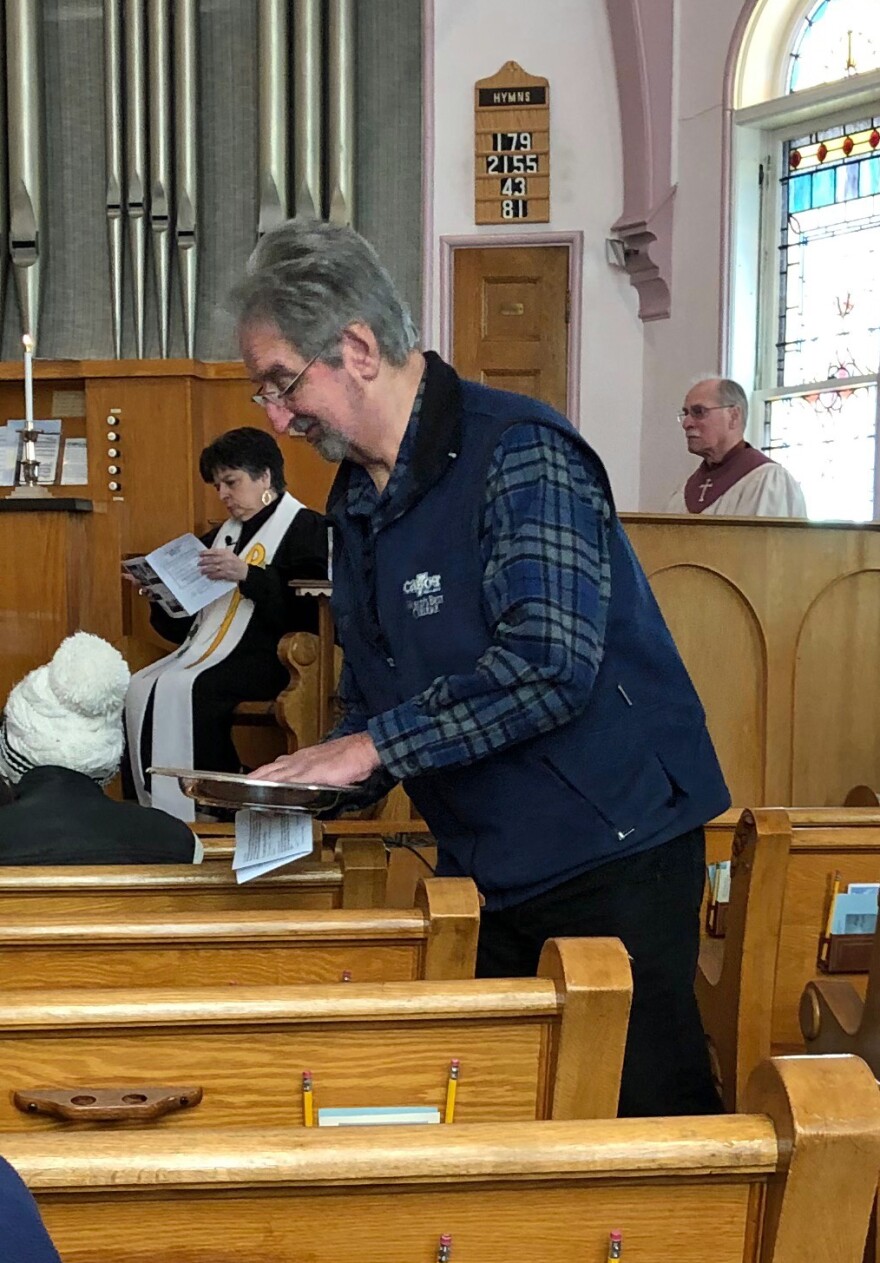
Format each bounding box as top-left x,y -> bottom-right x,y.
0,937 -> 630,1132
696,808 -> 791,1110
704,806 -> 880,1045
0,837 -> 387,918
8,1056 -> 880,1263
0,877 -> 480,989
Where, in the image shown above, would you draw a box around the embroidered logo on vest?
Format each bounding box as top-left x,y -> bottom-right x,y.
402,571 -> 444,618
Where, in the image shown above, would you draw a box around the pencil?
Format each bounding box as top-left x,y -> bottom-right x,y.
437,1233 -> 452,1261
444,1059 -> 459,1124
607,1229 -> 622,1260
302,1070 -> 314,1127
823,871 -> 841,940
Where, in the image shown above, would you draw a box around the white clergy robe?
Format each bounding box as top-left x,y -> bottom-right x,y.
666,449 -> 808,518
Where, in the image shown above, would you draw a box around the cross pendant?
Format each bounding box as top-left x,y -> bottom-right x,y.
698,478 -> 712,503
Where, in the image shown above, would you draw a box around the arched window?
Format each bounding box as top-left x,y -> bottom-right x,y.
788,0 -> 880,93
730,0 -> 880,520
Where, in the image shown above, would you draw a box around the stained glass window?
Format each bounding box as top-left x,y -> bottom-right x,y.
764,113 -> 880,520
788,0 -> 880,93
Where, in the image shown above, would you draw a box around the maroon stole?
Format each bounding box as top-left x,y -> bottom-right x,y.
684,442 -> 773,513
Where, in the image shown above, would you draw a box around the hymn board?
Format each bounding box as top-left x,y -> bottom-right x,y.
474,62 -> 550,225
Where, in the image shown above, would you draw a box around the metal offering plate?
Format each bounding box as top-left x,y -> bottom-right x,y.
148,768 -> 361,813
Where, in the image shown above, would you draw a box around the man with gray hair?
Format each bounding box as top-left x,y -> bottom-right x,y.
235,218 -> 731,1118
666,376 -> 807,515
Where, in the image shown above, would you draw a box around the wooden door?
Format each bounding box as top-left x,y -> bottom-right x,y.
452,245 -> 569,413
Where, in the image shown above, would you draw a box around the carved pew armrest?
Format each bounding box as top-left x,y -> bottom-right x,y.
800,977 -> 865,1045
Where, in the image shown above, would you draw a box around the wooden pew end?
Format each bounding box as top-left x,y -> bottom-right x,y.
414,877 -> 480,980
799,977 -> 866,1046
746,1054 -> 880,1263
336,837 -> 387,908
538,937 -> 632,1119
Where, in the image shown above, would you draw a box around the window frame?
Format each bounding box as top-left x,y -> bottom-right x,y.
729,66 -> 880,517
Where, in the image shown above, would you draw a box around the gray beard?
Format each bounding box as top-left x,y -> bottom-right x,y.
312,430 -> 351,463
288,417 -> 350,463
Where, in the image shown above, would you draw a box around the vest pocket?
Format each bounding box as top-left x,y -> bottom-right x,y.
538,748 -> 678,842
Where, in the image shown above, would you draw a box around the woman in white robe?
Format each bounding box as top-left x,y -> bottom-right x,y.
125,427 -> 327,820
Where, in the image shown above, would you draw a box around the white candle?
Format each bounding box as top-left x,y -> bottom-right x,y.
22,334 -> 34,428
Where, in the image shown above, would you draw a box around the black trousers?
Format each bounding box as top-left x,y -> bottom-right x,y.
475,827 -> 722,1118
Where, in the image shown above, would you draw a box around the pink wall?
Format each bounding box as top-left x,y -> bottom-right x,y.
424,0 -> 645,508
638,0 -> 749,508
423,0 -> 752,508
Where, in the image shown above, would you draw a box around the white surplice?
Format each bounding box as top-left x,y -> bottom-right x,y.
665,463 -> 808,517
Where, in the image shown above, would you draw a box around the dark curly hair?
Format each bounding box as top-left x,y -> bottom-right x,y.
198,427 -> 286,495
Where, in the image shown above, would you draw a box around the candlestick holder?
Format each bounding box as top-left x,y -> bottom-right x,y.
8,426 -> 51,499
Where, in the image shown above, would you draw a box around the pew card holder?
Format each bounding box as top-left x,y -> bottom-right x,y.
817,879 -> 878,973
705,860 -> 730,938
818,934 -> 873,974
706,898 -> 728,938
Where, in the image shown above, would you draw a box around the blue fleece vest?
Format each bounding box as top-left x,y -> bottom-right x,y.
331,378 -> 730,909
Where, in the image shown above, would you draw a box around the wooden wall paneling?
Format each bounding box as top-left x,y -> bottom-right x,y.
648,564 -> 766,804
190,378 -> 335,533
624,517 -> 880,806
71,503 -> 124,649
792,570 -> 880,806
0,510 -> 118,703
86,377 -> 195,557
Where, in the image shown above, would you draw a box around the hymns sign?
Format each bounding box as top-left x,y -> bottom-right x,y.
475,62 -> 549,226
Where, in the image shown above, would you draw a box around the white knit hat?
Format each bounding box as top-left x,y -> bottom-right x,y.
0,633 -> 131,784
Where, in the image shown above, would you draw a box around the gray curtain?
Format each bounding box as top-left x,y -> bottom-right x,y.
1,0 -> 422,360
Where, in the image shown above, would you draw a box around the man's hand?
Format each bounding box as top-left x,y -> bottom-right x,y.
198,548 -> 249,583
248,731 -> 382,786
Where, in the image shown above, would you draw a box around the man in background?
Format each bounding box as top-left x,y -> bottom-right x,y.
666,377 -> 807,516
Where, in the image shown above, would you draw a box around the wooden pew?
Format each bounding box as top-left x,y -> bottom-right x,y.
7,1056 -> 880,1263
198,823 -> 440,909
0,878 -> 480,989
0,837 -> 388,918
800,929 -> 880,1263
696,809 -> 791,1110
704,806 -> 880,1045
0,938 -> 631,1132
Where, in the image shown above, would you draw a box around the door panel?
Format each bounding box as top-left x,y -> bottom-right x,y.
452,245 -> 569,414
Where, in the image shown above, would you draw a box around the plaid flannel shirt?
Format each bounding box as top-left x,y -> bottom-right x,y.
332,386 -> 612,781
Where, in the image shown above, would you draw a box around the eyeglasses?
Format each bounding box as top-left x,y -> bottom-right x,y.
677,404 -> 730,422
251,349 -> 324,410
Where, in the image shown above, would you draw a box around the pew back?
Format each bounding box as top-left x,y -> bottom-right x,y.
7,1056 -> 880,1263
0,837 -> 388,918
0,939 -> 631,1131
705,808 -> 880,1044
0,878 -> 480,989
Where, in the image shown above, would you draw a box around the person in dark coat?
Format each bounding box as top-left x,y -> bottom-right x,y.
0,633 -> 196,864
0,1155 -> 62,1262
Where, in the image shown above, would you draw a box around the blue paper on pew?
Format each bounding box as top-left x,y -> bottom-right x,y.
317,1106 -> 441,1127
831,888 -> 879,936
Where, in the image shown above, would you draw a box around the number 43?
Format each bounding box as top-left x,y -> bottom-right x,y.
500,177 -> 526,196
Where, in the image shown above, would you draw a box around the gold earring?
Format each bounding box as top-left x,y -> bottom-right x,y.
261,489 -> 273,506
